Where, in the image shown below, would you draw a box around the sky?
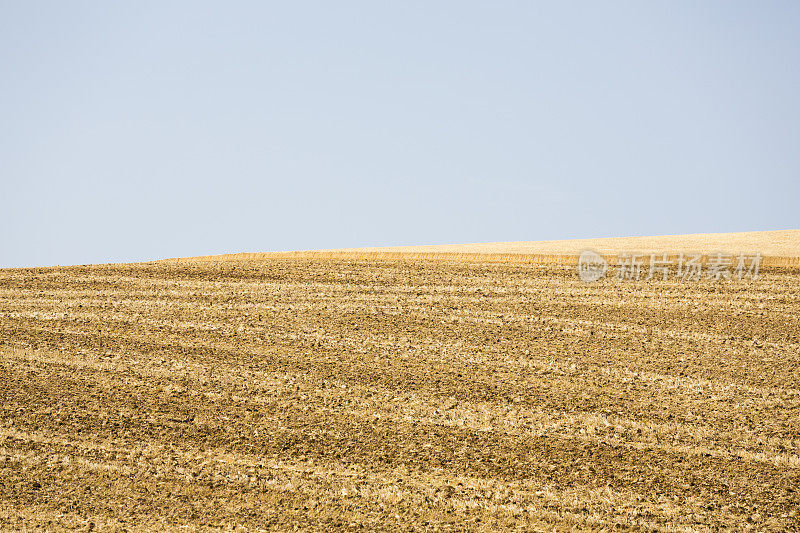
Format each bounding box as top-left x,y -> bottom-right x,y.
2,1 -> 799,267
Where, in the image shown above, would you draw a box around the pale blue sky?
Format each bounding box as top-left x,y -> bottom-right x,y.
2,1 -> 798,267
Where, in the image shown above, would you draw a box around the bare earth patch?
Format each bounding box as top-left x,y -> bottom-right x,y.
0,258 -> 798,530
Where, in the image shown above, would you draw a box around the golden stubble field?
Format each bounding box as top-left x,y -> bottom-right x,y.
0,257 -> 798,531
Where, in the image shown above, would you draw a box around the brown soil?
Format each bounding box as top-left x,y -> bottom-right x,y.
0,259 -> 798,531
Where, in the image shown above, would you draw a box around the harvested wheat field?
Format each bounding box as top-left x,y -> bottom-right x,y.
170,230 -> 800,265
1,233 -> 799,531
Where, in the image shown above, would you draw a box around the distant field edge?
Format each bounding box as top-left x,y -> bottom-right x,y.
159,230 -> 800,267
158,250 -> 800,268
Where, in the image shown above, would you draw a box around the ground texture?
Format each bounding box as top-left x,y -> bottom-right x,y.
0,259 -> 798,531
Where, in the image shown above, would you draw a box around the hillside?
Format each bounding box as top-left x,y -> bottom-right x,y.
2,257 -> 798,530
325,229 -> 800,257
162,229 -> 800,266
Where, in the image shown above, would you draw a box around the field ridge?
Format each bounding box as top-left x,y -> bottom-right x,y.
160,229 -> 800,266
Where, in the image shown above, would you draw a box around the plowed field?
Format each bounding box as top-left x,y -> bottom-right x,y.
1,259 -> 798,531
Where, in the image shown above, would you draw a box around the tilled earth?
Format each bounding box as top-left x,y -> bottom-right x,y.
0,259 -> 798,531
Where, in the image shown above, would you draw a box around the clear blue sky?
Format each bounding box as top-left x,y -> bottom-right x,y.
2,1 -> 798,267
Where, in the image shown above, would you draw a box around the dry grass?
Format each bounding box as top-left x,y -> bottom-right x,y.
317,229 -> 800,256
161,230 -> 800,267
162,250 -> 800,268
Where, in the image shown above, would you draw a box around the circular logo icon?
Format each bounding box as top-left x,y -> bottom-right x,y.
578,250 -> 608,282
